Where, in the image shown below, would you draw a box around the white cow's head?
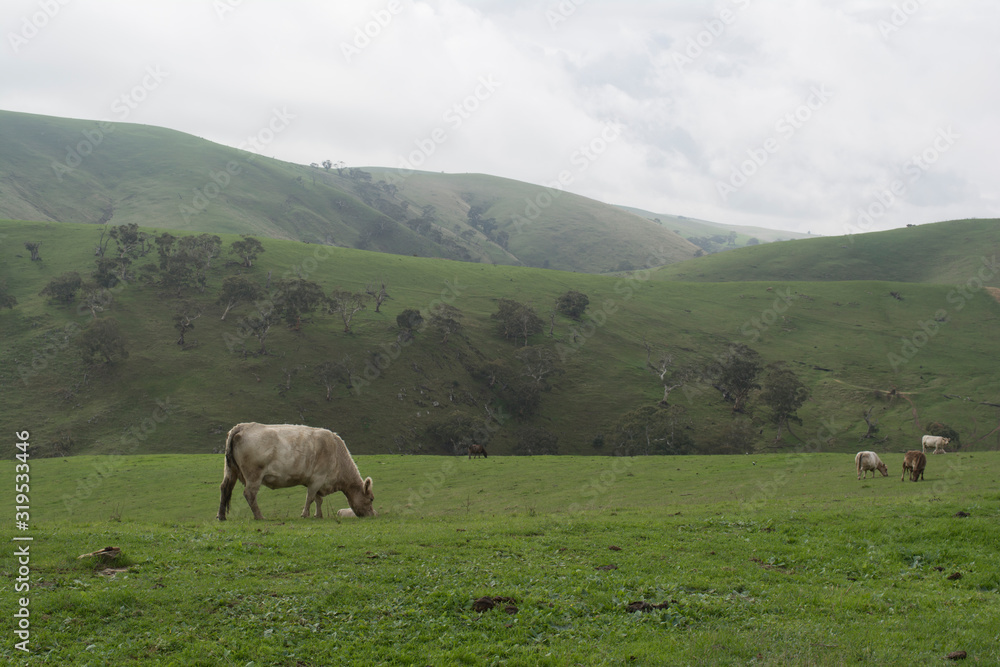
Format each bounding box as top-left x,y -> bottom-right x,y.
347,477 -> 377,517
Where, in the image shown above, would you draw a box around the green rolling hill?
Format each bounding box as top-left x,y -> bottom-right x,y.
0,109 -> 698,273
2,218 -> 999,460
652,219 -> 1000,284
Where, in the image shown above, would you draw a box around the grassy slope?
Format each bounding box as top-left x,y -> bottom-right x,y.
367,169 -> 700,272
619,205 -> 814,246
0,109 -> 697,273
2,453 -> 999,665
3,219 -> 1000,460
652,218 -> 1000,284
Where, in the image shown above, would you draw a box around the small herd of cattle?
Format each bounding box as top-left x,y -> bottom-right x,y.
215,422 -> 955,520
856,435 -> 951,482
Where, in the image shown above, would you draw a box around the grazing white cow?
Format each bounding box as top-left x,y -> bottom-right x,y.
217,423 -> 375,520
921,435 -> 950,454
856,451 -> 888,480
901,450 -> 926,482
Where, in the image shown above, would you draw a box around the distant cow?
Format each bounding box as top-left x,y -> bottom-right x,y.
468,443 -> 488,459
217,423 -> 375,520
856,451 -> 888,480
921,435 -> 950,454
901,450 -> 926,482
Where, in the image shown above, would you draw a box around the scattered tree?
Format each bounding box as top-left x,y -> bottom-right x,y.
0,280 -> 17,310
79,283 -> 110,319
24,242 -> 41,261
426,412 -> 478,455
513,427 -> 559,456
515,345 -> 562,389
327,289 -> 368,333
556,290 -> 589,321
172,304 -> 202,347
714,343 -> 763,413
643,341 -> 690,406
760,365 -> 810,439
276,278 -> 325,330
217,275 -> 263,320
39,271 -> 82,306
230,235 -> 265,268
608,405 -> 695,456
76,317 -> 129,365
315,356 -> 355,399
396,308 -> 424,341
365,278 -> 390,313
428,304 -> 463,344
492,298 -> 544,345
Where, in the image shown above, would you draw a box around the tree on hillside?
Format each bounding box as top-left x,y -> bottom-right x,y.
80,283 -> 111,319
109,222 -> 150,259
492,298 -> 544,346
760,364 -> 810,439
173,303 -> 203,347
230,235 -> 265,268
513,426 -> 559,456
315,356 -> 355,400
365,278 -> 390,313
643,340 -> 691,406
0,280 -> 17,310
428,304 -> 463,344
242,305 -> 279,355
39,271 -> 82,306
556,290 -> 589,321
470,358 -> 541,419
217,275 -> 263,320
76,317 -> 129,365
276,278 -> 325,331
515,345 -> 562,390
426,412 -> 478,455
396,308 -> 424,342
714,343 -> 763,413
24,242 -> 41,261
608,405 -> 695,456
327,289 -> 368,333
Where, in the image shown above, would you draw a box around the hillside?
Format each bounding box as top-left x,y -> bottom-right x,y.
620,205 -> 815,252
0,109 -> 698,273
652,219 -> 1000,284
3,219 -> 1000,460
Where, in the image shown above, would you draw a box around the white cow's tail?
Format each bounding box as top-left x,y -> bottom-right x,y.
217,424 -> 246,520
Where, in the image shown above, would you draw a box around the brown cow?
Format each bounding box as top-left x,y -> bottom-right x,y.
217,423 -> 375,520
901,450 -> 926,482
468,443 -> 488,459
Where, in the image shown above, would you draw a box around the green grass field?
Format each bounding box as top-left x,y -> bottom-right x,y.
3,452 -> 999,665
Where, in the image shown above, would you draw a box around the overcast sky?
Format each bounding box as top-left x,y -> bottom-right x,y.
3,0 -> 997,236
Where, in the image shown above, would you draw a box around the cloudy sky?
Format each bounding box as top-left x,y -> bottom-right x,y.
3,0 -> 997,236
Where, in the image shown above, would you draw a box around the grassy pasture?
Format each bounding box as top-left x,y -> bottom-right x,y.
3,452 -> 999,665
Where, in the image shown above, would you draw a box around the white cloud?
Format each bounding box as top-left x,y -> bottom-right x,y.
1,0 -> 996,235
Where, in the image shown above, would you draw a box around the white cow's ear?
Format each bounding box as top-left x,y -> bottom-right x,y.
364,477 -> 373,493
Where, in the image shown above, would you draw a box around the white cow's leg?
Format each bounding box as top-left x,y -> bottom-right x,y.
314,493 -> 324,518
302,489 -> 316,518
243,479 -> 265,520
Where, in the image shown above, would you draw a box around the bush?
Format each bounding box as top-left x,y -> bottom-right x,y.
555,290 -> 589,320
